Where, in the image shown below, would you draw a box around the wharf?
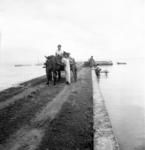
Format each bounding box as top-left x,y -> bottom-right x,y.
92,69 -> 120,150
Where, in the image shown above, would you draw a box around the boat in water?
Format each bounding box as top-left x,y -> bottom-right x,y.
96,61 -> 113,66
117,62 -> 127,65
14,64 -> 32,67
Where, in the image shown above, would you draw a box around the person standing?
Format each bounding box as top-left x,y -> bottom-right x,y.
89,56 -> 96,67
62,53 -> 71,84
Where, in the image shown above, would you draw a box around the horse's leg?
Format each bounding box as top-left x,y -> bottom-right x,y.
71,65 -> 77,82
46,69 -> 49,85
75,67 -> 77,81
58,71 -> 61,80
53,71 -> 57,85
48,71 -> 53,86
72,66 -> 77,82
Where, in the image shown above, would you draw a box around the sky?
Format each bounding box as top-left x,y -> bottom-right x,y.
0,0 -> 144,64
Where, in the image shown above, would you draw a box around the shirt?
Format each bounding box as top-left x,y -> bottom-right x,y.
56,50 -> 64,56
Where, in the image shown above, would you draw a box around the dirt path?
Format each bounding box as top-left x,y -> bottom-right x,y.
0,67 -> 93,150
38,68 -> 93,150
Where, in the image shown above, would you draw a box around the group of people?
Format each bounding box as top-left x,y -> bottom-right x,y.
54,44 -> 97,84
55,44 -> 71,85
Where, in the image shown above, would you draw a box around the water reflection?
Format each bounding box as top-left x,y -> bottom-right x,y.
98,60 -> 145,150
105,71 -> 109,78
96,73 -> 100,83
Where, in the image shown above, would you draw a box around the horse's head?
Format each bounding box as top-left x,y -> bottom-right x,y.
63,51 -> 70,58
45,55 -> 54,60
44,55 -> 55,68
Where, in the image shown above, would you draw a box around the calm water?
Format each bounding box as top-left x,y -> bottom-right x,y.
98,59 -> 145,150
0,64 -> 45,91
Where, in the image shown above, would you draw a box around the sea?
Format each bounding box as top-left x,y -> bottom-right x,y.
98,59 -> 145,150
0,64 -> 45,91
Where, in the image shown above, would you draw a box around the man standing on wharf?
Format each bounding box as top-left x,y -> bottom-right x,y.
89,56 -> 96,68
62,52 -> 71,85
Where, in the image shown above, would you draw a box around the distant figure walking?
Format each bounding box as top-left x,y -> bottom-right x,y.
62,52 -> 71,84
89,56 -> 96,67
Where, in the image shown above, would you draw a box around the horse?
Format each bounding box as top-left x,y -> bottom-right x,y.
44,55 -> 77,85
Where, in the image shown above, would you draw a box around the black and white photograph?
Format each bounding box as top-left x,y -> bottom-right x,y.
0,0 -> 145,150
